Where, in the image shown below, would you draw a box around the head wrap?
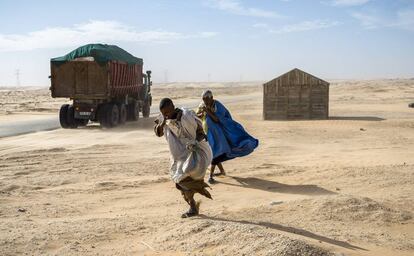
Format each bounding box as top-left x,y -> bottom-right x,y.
202,90 -> 213,99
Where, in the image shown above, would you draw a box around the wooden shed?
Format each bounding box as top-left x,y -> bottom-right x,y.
263,68 -> 329,120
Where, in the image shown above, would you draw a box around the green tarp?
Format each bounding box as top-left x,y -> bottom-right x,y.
51,44 -> 143,65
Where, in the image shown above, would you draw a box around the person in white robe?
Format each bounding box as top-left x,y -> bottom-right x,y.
154,98 -> 213,218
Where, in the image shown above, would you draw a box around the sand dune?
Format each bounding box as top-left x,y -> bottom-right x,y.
0,80 -> 413,255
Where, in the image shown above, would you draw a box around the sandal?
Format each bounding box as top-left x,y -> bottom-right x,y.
181,211 -> 198,218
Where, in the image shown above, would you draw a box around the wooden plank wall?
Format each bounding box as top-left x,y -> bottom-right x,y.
51,61 -> 108,99
263,69 -> 329,120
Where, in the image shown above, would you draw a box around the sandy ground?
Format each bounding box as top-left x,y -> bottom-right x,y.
0,80 -> 413,255
0,82 -> 257,117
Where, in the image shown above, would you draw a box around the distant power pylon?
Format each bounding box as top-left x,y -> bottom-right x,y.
208,73 -> 211,82
15,69 -> 21,86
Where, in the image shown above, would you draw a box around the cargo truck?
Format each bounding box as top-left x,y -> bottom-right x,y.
50,44 -> 152,128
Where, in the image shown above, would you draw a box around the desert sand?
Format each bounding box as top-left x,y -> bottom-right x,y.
0,79 -> 413,255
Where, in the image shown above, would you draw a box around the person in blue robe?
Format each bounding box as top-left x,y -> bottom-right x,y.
197,90 -> 259,184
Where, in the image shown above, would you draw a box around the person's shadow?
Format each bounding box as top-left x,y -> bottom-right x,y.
207,178 -> 364,251
198,215 -> 367,251
216,176 -> 335,196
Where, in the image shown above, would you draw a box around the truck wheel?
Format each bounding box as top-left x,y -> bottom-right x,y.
128,101 -> 140,121
106,103 -> 119,127
66,105 -> 78,129
118,103 -> 127,125
98,104 -> 110,128
142,101 -> 150,118
59,104 -> 70,128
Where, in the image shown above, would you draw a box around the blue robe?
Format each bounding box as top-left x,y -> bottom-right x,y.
205,100 -> 258,163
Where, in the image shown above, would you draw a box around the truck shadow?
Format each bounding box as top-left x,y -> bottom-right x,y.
216,176 -> 335,196
197,215 -> 367,251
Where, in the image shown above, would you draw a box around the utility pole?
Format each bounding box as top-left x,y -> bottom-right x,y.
15,69 -> 21,87
207,73 -> 211,83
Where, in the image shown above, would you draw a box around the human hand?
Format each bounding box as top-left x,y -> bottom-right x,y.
156,115 -> 166,127
186,141 -> 198,151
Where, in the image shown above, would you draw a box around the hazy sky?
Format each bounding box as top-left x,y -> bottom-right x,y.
0,0 -> 413,86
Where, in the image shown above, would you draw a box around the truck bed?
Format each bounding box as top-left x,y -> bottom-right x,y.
51,60 -> 143,100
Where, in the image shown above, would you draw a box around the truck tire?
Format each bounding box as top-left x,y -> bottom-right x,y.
142,101 -> 150,118
106,103 -> 119,128
98,104 -> 110,128
59,104 -> 70,128
66,105 -> 78,129
128,101 -> 140,121
118,103 -> 127,125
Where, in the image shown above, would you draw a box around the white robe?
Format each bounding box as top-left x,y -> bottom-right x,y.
161,108 -> 212,183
